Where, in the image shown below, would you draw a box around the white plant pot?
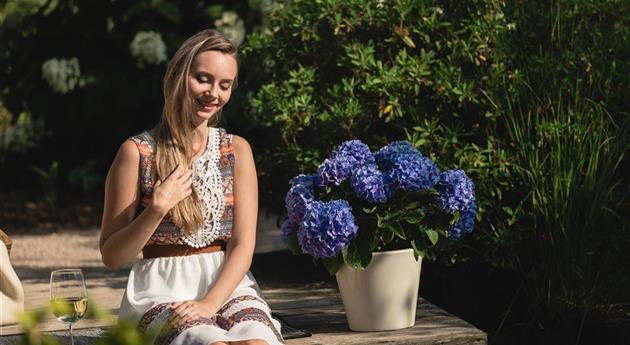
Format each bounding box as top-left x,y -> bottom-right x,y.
335,248 -> 422,331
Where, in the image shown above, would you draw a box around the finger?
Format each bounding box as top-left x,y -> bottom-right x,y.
183,187 -> 193,198
167,164 -> 183,179
174,302 -> 194,315
181,173 -> 193,187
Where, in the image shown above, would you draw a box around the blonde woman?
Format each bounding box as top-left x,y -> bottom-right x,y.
99,29 -> 284,345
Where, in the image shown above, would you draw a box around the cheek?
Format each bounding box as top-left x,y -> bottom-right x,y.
219,90 -> 233,104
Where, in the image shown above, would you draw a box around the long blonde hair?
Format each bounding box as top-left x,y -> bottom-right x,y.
154,29 -> 238,234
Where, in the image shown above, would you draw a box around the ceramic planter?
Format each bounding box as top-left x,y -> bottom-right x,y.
335,248 -> 422,331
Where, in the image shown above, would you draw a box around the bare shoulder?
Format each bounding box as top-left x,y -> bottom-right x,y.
106,139 -> 140,183
117,139 -> 140,164
231,135 -> 253,158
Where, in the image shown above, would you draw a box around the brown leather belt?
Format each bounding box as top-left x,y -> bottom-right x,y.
142,241 -> 227,259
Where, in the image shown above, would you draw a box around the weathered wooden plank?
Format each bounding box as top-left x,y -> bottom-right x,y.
1,283 -> 486,345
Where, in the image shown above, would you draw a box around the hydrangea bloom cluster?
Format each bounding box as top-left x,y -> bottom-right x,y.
448,201 -> 477,239
435,170 -> 475,214
297,200 -> 358,258
318,140 -> 374,186
41,57 -> 81,94
129,31 -> 167,68
389,154 -> 439,191
375,141 -> 419,170
290,174 -> 320,189
280,218 -> 296,243
284,139 -> 477,259
215,11 -> 246,47
351,164 -> 394,203
285,184 -> 314,223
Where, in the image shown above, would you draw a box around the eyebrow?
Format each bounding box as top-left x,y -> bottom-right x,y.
194,71 -> 234,83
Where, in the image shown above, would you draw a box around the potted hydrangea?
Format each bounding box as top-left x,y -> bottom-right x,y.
281,140 -> 477,331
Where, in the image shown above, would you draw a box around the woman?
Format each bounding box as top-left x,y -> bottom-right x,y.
99,29 -> 284,345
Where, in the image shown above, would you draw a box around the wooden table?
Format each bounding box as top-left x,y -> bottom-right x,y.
0,279 -> 485,345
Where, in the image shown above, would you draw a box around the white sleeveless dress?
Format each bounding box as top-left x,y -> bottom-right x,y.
118,127 -> 284,345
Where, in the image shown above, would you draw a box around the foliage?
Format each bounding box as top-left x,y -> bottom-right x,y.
283,139 -> 477,274
0,104 -> 45,162
17,298 -> 154,345
503,88 -> 630,324
501,0 -> 630,115
31,161 -> 59,209
0,0 -> 267,191
241,0 -> 515,263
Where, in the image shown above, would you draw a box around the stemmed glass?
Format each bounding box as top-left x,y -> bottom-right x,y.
50,269 -> 88,345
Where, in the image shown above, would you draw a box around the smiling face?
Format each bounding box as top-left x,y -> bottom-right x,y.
187,50 -> 238,126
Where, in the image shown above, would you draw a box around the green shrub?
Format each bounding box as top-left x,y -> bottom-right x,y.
242,0 -> 517,263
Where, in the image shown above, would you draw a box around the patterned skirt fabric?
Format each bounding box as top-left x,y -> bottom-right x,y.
119,252 -> 284,345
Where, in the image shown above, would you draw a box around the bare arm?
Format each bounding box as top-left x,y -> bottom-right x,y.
99,140 -> 193,270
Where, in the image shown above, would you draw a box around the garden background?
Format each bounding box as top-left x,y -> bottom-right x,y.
1,0 -> 629,344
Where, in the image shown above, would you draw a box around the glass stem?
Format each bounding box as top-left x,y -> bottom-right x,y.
69,323 -> 74,345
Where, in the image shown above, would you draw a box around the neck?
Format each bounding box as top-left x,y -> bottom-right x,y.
191,121 -> 209,156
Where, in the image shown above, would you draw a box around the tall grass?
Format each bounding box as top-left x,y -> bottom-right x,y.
503,88 -> 629,327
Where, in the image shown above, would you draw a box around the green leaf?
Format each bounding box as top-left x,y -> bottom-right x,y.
343,234 -> 373,269
386,222 -> 406,240
321,255 -> 343,275
426,229 -> 439,245
362,206 -> 377,214
410,240 -> 426,258
287,235 -> 303,255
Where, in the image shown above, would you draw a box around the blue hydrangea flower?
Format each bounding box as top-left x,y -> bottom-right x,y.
290,174 -> 321,189
375,141 -> 420,170
448,201 -> 477,239
280,218 -> 297,243
435,170 -> 475,214
318,140 -> 375,186
351,164 -> 395,203
389,154 -> 440,191
297,200 -> 358,258
317,158 -> 355,186
285,184 -> 315,223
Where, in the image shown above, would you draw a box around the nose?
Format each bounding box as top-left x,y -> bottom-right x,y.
204,86 -> 218,100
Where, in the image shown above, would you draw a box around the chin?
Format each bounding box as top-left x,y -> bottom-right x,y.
195,109 -> 219,122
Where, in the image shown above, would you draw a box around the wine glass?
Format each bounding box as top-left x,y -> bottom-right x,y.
50,268 -> 88,345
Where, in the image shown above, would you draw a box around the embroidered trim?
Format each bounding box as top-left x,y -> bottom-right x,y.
181,127 -> 226,248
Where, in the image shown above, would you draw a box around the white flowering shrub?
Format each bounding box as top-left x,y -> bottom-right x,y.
41,57 -> 81,94
129,31 -> 167,68
214,11 -> 245,47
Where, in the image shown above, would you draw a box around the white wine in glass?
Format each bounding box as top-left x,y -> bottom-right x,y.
50,269 -> 88,345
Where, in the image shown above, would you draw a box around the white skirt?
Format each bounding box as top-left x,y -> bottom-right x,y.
119,251 -> 284,345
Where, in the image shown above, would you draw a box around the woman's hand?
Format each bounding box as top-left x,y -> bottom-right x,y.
169,300 -> 218,327
149,164 -> 193,216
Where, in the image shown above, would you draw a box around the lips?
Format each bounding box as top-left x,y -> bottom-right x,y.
196,99 -> 218,111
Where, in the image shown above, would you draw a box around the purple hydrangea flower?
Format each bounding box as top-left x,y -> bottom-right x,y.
317,158 -> 356,186
331,140 -> 375,162
280,218 -> 297,243
448,201 -> 477,239
297,200 -> 358,258
290,174 -> 321,189
435,170 -> 475,214
318,140 -> 375,186
375,141 -> 420,170
389,154 -> 440,191
351,164 -> 395,203
285,184 -> 315,223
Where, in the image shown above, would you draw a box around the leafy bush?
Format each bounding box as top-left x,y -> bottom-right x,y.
242,0 -> 516,263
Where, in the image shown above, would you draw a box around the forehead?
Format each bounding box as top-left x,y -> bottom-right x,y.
191,50 -> 237,79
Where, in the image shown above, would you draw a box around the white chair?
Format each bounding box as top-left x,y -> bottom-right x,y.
0,230 -> 24,325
